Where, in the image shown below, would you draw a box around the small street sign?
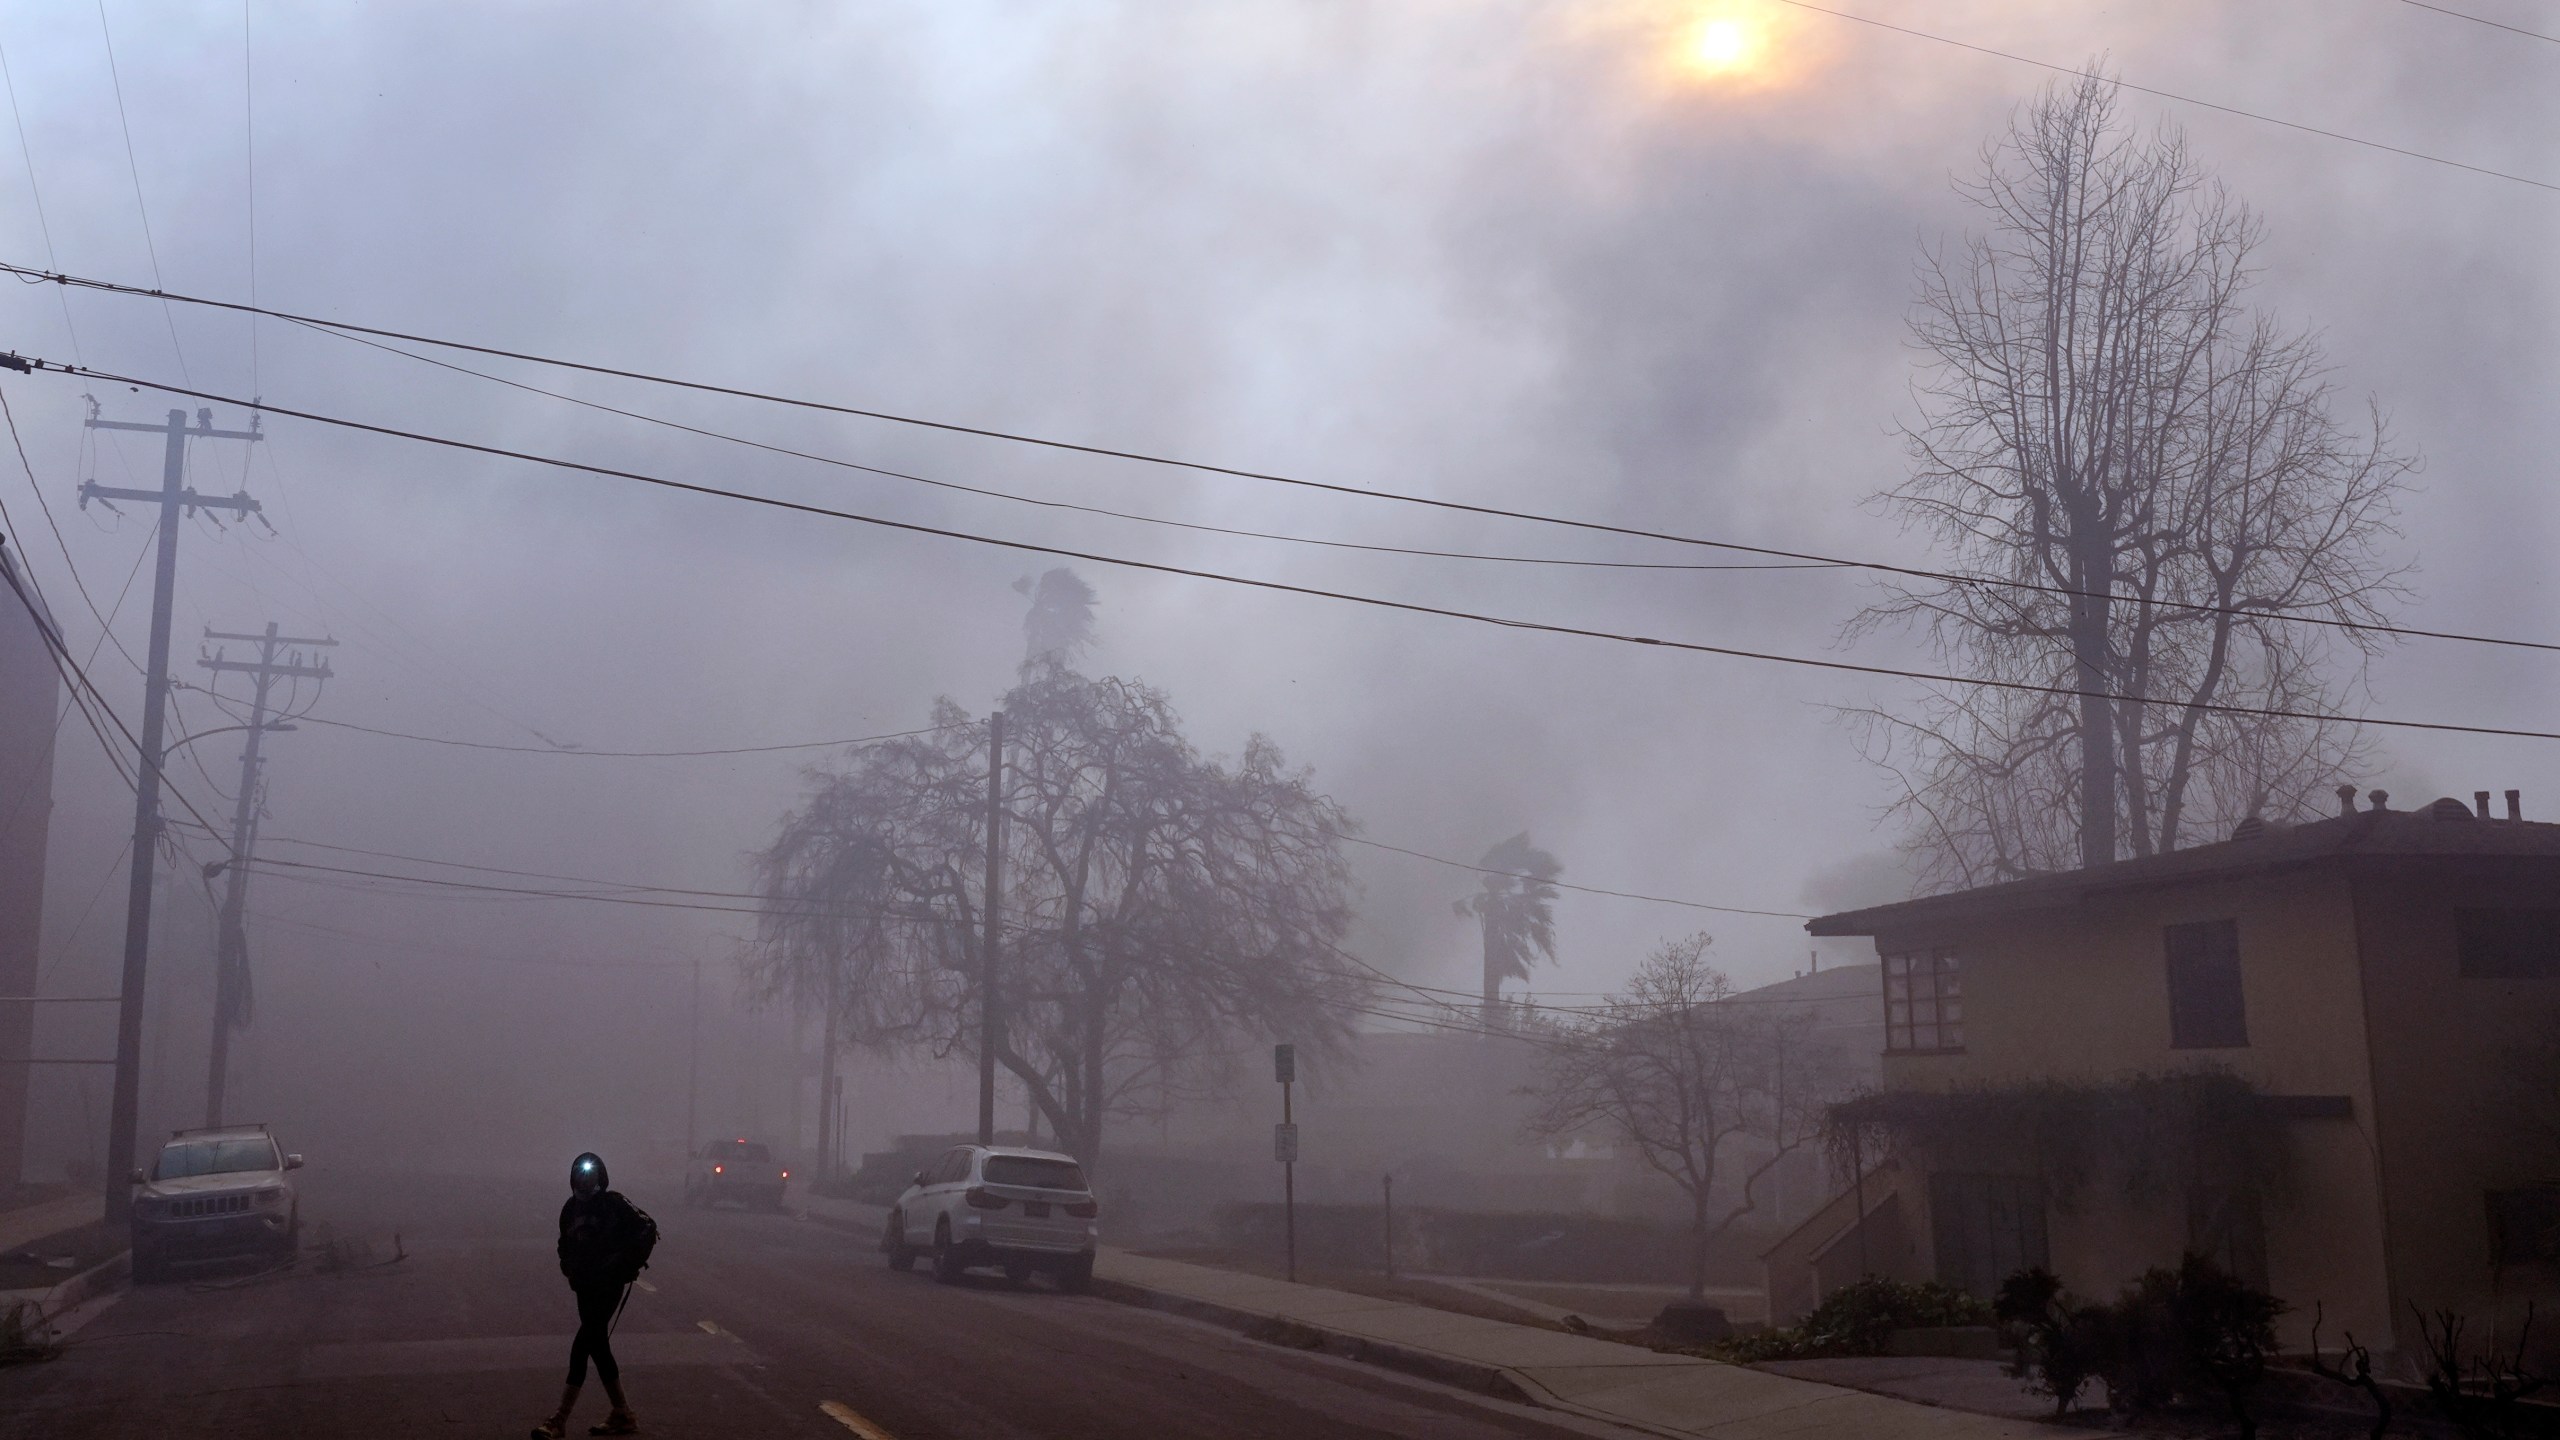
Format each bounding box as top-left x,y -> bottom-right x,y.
1274,1122 -> 1299,1164
1273,1043 -> 1295,1085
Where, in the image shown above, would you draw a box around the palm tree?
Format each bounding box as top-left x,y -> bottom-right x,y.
1454,833 -> 1562,1027
1014,567 -> 1098,671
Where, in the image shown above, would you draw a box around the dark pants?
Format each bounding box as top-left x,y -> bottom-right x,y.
566,1283 -> 623,1387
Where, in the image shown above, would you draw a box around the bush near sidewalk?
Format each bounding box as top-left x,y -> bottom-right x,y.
1715,1277 -> 1992,1362
1997,1253 -> 2284,1436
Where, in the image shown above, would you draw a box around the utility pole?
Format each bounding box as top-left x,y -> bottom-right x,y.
83,406 -> 261,1224
1383,1174 -> 1396,1279
198,621 -> 333,1127
686,955 -> 700,1162
976,709 -> 1004,1147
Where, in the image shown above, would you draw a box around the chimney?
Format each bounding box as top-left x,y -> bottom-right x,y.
2508,790 -> 2524,822
2337,784 -> 2358,817
2368,789 -> 2390,812
2477,791 -> 2494,820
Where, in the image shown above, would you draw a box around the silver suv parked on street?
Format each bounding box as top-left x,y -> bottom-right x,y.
882,1145 -> 1097,1290
129,1125 -> 302,1281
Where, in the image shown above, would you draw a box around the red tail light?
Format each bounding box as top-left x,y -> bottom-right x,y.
1065,1199 -> 1098,1219
964,1186 -> 1009,1210
714,1164 -> 724,1175
781,1170 -> 790,1180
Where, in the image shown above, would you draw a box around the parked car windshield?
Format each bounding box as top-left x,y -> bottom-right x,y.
983,1156 -> 1087,1191
708,1141 -> 771,1162
153,1138 -> 279,1179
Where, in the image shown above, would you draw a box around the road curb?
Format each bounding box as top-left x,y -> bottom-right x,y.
1087,1271 -> 1730,1439
1086,1274 -> 1541,1406
45,1250 -> 129,1312
2,1247 -> 128,1339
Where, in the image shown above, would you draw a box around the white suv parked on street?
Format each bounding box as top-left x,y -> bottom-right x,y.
882,1145 -> 1097,1290
129,1125 -> 302,1281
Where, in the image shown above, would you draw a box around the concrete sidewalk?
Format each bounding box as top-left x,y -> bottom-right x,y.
789,1190 -> 2066,1436
0,1192 -> 102,1255
1089,1252 -> 2071,1439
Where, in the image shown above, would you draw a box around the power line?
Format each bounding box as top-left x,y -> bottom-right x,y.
1774,1 -> 2560,194
270,711 -> 963,759
247,910 -> 694,975
257,836 -> 820,906
31,357 -> 2560,749
0,36 -> 82,364
0,526 -> 232,846
90,2 -> 191,379
286,314 -> 1829,578
11,262 -> 2554,656
2394,0 -> 2559,46
240,0 -> 259,395
1334,832 -> 1810,919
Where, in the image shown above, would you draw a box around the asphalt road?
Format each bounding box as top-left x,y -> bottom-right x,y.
0,1171 -> 1647,1439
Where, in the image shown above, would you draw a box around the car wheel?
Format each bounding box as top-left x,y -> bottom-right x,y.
130,1245 -> 164,1285
1057,1252 -> 1094,1294
884,1212 -> 915,1272
932,1220 -> 964,1285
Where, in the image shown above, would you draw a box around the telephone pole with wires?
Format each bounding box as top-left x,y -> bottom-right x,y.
197,621 -> 333,1128
80,403 -> 261,1223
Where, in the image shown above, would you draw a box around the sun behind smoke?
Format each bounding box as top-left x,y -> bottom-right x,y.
1686,16 -> 1764,76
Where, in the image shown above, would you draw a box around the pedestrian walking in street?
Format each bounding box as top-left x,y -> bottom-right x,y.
532,1152 -> 657,1438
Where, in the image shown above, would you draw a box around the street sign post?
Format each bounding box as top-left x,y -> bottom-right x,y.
1275,1043 -> 1297,1282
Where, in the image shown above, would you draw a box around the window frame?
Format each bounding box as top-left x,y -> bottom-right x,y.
2457,909 -> 2560,980
1883,948 -> 1965,1054
2164,919 -> 2250,1050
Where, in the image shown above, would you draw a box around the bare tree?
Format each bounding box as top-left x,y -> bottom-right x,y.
749,664 -> 1368,1162
1849,72 -> 2414,889
1456,833 -> 1561,1028
1528,935 -> 1840,1298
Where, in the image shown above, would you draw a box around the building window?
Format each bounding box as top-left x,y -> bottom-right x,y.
1929,1172 -> 2048,1298
2488,1188 -> 2560,1266
2458,910 -> 2560,979
2165,920 -> 2248,1049
1885,949 -> 1963,1052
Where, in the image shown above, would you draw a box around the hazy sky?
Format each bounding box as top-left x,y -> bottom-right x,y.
3,1 -> 2554,1163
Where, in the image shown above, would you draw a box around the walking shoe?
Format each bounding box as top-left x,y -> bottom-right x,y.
589,1411 -> 639,1436
528,1421 -> 567,1440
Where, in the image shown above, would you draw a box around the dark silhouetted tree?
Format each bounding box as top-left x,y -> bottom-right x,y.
1527,934 -> 1840,1298
1455,833 -> 1560,1026
750,667 -> 1367,1163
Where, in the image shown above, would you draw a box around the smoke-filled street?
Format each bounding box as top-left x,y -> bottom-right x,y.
2,5 -> 2556,1436
1,1170 -> 1635,1440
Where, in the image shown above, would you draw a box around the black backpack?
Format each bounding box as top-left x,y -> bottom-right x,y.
620,1198 -> 659,1279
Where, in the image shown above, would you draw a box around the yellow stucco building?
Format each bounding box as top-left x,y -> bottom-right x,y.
1773,790 -> 2560,1363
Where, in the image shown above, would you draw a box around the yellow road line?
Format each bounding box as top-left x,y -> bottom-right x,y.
819,1399 -> 897,1439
